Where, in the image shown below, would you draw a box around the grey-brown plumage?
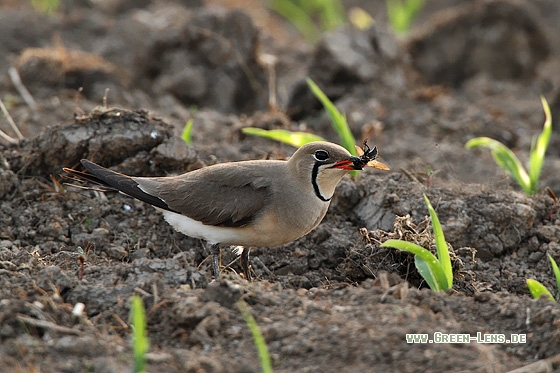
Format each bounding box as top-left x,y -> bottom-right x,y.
135,162 -> 272,228
66,141 -> 387,279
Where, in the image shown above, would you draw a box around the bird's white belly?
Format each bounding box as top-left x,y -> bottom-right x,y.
157,183 -> 332,249
160,208 -> 299,247
161,210 -> 244,245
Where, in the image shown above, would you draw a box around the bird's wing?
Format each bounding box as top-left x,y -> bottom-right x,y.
77,160 -> 273,227
135,163 -> 272,227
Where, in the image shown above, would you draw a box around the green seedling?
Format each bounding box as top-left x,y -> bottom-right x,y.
381,194 -> 453,291
270,0 -> 345,44
386,0 -> 425,35
181,118 -> 194,146
130,296 -> 149,373
306,78 -> 357,155
348,7 -> 375,30
526,279 -> 554,301
526,255 -> 560,301
237,300 -> 272,373
31,0 -> 60,14
466,97 -> 552,196
243,79 -> 359,160
242,81 -> 392,174
242,128 -> 325,148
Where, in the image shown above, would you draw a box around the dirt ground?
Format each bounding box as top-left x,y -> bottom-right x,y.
2,0 -> 560,372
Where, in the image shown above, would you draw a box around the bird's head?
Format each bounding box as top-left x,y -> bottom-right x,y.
288,141 -> 388,202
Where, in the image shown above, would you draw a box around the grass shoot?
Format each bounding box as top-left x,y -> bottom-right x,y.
381,194 -> 453,291
348,7 -> 375,30
526,255 -> 560,301
386,0 -> 425,35
466,97 -> 552,196
269,0 -> 345,44
241,128 -> 325,148
130,296 -> 149,373
306,78 -> 357,156
237,300 -> 272,373
243,78 -> 360,169
181,118 -> 194,146
31,0 -> 60,14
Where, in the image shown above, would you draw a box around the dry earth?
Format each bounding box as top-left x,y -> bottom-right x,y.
1,0 -> 560,372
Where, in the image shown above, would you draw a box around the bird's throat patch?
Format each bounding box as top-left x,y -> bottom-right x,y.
311,162 -> 332,202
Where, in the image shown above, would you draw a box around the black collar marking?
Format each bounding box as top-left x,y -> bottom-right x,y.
311,161 -> 331,202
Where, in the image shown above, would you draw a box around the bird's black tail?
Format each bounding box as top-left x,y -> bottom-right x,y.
63,160 -> 172,211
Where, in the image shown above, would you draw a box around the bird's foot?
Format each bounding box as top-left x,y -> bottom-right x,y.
210,243 -> 221,279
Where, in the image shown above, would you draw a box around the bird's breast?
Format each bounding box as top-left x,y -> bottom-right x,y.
248,200 -> 329,246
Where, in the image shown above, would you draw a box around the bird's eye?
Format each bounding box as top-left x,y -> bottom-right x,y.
314,150 -> 329,161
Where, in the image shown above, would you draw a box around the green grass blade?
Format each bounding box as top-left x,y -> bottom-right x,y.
423,194 -> 452,289
386,0 -> 403,33
381,239 -> 448,291
270,0 -> 321,44
316,0 -> 346,31
181,119 -> 194,146
548,255 -> 560,300
130,296 -> 149,373
306,78 -> 357,156
31,0 -> 60,14
466,137 -> 532,194
349,7 -> 375,30
528,96 -> 552,195
414,256 -> 440,291
242,127 -> 325,148
387,0 -> 425,35
526,279 -> 555,301
238,300 -> 272,373
409,0 -> 426,15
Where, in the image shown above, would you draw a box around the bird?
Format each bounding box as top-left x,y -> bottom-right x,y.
64,141 -> 389,280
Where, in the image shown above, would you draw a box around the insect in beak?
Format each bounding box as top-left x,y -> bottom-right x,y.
351,141 -> 390,171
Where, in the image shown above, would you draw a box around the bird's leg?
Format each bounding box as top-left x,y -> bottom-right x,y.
210,243 -> 221,279
240,247 -> 252,281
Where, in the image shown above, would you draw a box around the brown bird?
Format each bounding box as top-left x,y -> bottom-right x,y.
64,141 -> 389,280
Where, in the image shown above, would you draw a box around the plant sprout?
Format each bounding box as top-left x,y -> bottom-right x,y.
181,118 -> 194,146
466,97 -> 552,196
130,296 -> 149,373
381,194 -> 453,291
31,0 -> 60,14
386,0 -> 425,35
269,0 -> 345,44
243,78 -> 358,156
242,128 -> 325,148
348,7 -> 375,30
305,78 -> 357,155
238,300 -> 272,373
526,255 -> 560,301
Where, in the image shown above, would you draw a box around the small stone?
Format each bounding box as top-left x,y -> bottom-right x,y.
105,245 -> 128,260
92,228 -> 110,237
130,247 -> 150,260
0,240 -> 13,249
204,279 -> 243,308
